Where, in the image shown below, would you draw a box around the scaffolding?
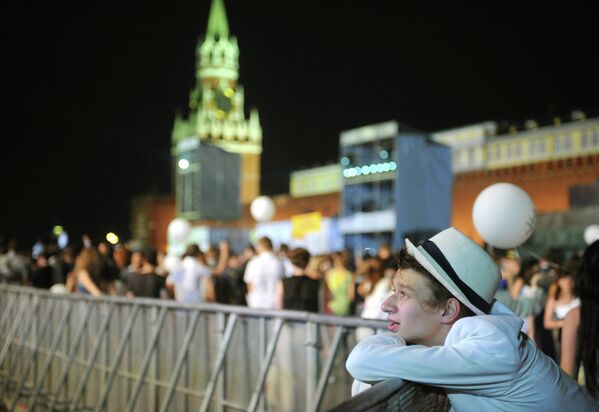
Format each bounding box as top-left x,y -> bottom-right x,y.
0,284 -> 390,412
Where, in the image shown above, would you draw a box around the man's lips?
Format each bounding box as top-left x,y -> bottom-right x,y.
387,320 -> 399,332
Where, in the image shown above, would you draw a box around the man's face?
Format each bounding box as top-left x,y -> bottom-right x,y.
381,268 -> 445,347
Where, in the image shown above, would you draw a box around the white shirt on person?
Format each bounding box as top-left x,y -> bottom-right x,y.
346,301 -> 596,411
554,297 -> 581,320
167,256 -> 211,304
243,251 -> 284,309
355,276 -> 393,341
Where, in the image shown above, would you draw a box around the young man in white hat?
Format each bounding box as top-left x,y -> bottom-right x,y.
346,227 -> 596,411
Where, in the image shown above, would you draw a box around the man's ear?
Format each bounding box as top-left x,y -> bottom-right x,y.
440,297 -> 461,324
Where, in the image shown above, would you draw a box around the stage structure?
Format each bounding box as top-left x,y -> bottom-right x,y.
338,121 -> 452,253
175,138 -> 241,221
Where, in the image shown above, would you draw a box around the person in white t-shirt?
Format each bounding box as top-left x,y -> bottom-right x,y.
243,237 -> 284,309
166,244 -> 213,304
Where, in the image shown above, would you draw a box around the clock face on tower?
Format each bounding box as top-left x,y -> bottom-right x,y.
215,87 -> 234,114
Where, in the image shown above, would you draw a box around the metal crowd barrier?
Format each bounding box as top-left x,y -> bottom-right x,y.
0,284 -> 391,412
327,378 -> 449,412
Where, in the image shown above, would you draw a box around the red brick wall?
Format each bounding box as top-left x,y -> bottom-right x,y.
452,154 -> 599,244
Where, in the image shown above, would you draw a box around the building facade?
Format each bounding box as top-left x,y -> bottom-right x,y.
432,115 -> 599,247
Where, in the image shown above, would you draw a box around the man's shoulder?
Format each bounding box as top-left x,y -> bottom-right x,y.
261,251 -> 283,266
449,313 -> 520,344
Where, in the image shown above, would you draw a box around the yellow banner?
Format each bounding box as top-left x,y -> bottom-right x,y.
291,212 -> 322,239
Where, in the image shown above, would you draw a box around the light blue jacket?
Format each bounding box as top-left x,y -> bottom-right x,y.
346,301 -> 597,411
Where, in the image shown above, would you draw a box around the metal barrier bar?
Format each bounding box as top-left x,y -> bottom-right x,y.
150,306 -> 160,412
9,298 -> 56,411
0,295 -> 31,369
216,312 -> 226,412
159,309 -> 200,412
312,326 -> 345,412
1,296 -> 40,393
26,300 -> 73,412
199,313 -> 239,412
125,306 -> 167,411
247,317 -> 284,412
69,304 -> 115,411
47,301 -> 94,410
0,294 -> 17,336
93,304 -> 140,412
305,321 -> 319,412
258,316 -> 267,411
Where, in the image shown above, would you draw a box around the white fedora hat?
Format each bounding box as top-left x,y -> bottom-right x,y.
405,227 -> 501,316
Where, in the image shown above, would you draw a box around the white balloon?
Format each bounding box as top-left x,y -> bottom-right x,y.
163,253 -> 182,274
168,218 -> 192,242
472,183 -> 536,249
584,224 -> 599,245
251,196 -> 276,222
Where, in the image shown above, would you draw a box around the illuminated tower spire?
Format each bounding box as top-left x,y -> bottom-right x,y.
206,0 -> 229,39
172,0 -> 262,205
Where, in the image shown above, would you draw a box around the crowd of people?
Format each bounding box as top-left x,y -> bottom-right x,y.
0,235 -> 395,320
0,232 -> 597,401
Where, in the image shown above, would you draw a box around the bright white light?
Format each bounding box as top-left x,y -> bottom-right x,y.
58,233 -> 69,249
178,159 -> 190,170
342,161 -> 401,178
106,232 -> 119,245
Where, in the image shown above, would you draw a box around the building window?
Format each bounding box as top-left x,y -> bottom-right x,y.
564,136 -> 572,151
582,131 -> 589,148
468,147 -> 475,164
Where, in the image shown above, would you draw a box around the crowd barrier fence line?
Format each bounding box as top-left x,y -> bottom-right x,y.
0,284 -> 399,412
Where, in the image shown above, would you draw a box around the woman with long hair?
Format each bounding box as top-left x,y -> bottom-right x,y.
561,240 -> 599,400
71,248 -> 103,296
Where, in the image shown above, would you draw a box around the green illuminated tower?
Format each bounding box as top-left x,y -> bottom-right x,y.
172,0 -> 262,205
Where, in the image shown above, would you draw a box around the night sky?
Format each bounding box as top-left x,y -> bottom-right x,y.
4,1 -> 598,248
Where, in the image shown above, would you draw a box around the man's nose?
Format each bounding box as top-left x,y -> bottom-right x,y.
381,295 -> 396,313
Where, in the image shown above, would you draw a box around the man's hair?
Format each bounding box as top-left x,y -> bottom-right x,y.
257,237 -> 273,251
397,247 -> 474,318
289,247 -> 311,270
